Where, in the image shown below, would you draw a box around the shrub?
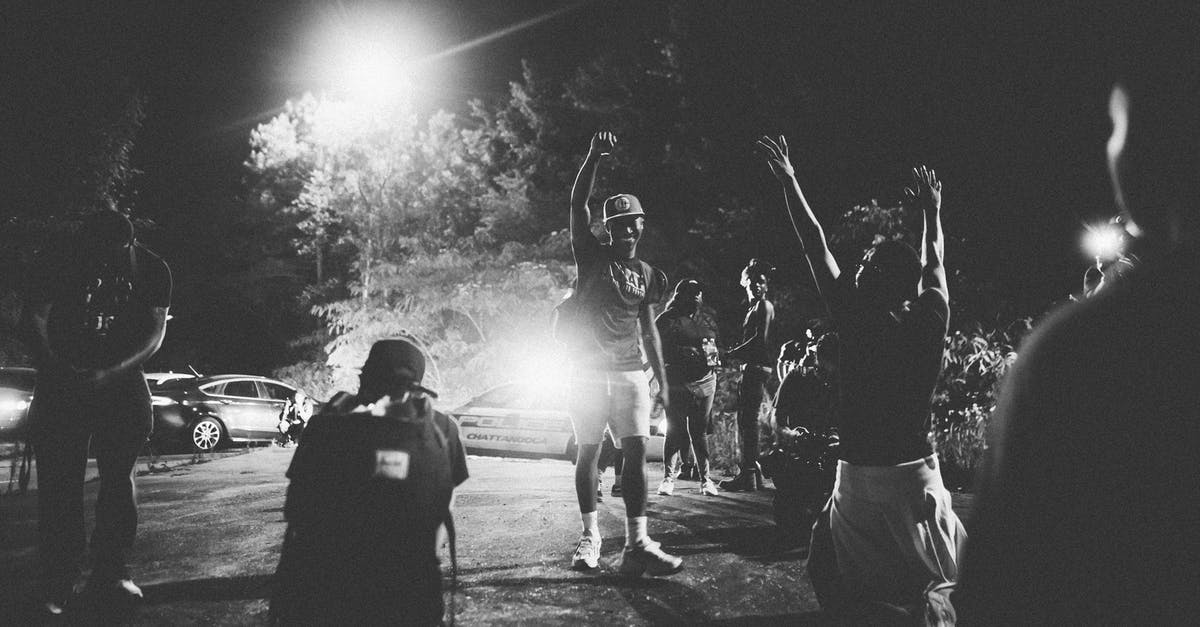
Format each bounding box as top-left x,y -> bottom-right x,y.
930,322 -> 1024,487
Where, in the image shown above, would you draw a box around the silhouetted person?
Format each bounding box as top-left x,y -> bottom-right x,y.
655,279 -> 721,497
759,136 -> 964,619
21,210 -> 171,615
566,131 -> 680,576
956,59 -> 1200,625
773,333 -> 838,434
272,338 -> 469,626
722,258 -> 775,491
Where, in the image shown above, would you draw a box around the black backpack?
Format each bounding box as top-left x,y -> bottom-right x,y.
270,393 -> 457,626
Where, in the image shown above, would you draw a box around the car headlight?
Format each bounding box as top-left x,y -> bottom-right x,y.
151,396 -> 176,407
0,398 -> 28,412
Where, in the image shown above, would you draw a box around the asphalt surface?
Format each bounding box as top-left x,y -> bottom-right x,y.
0,446 -> 973,625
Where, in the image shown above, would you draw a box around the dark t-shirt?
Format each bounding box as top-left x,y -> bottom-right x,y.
774,368 -> 837,432
572,234 -> 667,371
656,306 -> 720,384
730,298 -> 774,367
956,249 -> 1199,624
30,243 -> 172,371
829,273 -> 948,465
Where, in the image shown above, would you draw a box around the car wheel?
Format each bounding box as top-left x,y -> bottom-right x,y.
190,417 -> 224,453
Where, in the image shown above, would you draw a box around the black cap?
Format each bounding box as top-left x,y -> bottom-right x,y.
359,338 -> 438,398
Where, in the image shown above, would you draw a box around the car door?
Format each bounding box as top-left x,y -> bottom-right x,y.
454,384 -> 574,457
211,379 -> 278,440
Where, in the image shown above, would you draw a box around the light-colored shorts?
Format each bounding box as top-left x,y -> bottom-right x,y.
567,368 -> 652,445
827,454 -> 967,608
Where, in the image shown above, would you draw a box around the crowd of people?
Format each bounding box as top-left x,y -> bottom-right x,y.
561,56 -> 1198,623
16,49 -> 1198,624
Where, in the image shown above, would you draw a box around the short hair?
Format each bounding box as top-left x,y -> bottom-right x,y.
861,240 -> 921,295
740,258 -> 774,287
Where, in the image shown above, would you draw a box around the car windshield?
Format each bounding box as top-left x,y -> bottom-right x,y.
0,370 -> 36,391
473,384 -> 565,411
147,375 -> 198,390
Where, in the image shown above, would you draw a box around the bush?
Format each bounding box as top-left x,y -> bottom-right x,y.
930,322 -> 1024,488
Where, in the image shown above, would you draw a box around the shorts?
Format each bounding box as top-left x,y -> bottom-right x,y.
567,368 -> 652,445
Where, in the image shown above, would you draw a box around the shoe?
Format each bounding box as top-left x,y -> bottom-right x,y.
35,578 -> 78,616
719,465 -> 764,492
656,477 -> 675,496
84,578 -> 144,604
611,480 -> 623,497
699,478 -> 719,496
571,533 -> 602,571
618,541 -> 683,576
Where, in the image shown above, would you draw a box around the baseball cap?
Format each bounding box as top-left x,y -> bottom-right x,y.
602,194 -> 645,222
360,338 -> 438,398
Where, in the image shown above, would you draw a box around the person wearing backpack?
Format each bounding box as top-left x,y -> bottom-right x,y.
271,338 -> 469,626
654,279 -> 721,497
564,131 -> 679,576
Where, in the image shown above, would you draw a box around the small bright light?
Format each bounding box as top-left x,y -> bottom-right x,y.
1082,223 -> 1125,261
151,396 -> 176,407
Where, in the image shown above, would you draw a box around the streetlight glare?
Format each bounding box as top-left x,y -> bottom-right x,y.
308,6 -> 434,106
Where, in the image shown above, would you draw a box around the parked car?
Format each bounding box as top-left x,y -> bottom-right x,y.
147,373 -> 316,452
0,366 -> 36,441
448,382 -> 666,462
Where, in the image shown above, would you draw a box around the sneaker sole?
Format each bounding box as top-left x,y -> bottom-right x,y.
571,559 -> 601,571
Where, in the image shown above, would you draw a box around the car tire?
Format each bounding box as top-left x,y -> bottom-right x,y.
189,417 -> 225,453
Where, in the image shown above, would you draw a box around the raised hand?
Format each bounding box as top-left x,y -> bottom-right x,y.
755,135 -> 795,180
904,165 -> 943,211
589,131 -> 617,158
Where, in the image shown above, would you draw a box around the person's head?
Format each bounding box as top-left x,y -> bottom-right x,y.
357,338 -> 438,404
603,194 -> 646,258
666,279 -> 703,314
1106,51 -> 1200,252
777,340 -> 806,380
812,332 -> 839,376
740,258 -> 774,301
78,210 -> 134,259
854,240 -> 921,308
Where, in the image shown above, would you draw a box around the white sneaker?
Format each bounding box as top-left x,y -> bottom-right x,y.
699,478 -> 719,496
656,477 -> 675,496
618,541 -> 683,576
571,533 -> 601,570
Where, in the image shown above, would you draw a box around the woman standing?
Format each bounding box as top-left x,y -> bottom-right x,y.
655,280 -> 721,496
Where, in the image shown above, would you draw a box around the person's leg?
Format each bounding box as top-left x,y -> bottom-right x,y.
567,369 -> 609,570
88,380 -> 152,599
662,388 -> 688,480
574,443 -> 602,515
30,391 -> 91,607
723,367 -> 767,491
689,380 -> 717,493
610,371 -> 682,576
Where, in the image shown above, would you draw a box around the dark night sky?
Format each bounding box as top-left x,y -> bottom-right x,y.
4,1 -> 1195,313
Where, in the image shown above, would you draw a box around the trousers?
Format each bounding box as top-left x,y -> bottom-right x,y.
30,372 -> 152,587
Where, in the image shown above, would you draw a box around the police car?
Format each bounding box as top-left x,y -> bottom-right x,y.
449,382 -> 665,462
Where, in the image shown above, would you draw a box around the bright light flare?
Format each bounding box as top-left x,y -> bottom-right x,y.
308,6 -> 434,106
1082,223 -> 1126,261
512,344 -> 572,394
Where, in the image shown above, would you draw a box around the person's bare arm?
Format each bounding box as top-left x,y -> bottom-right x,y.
755,135 -> 841,297
570,131 -> 616,250
22,301 -> 66,373
639,303 -> 670,412
906,165 -> 948,302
